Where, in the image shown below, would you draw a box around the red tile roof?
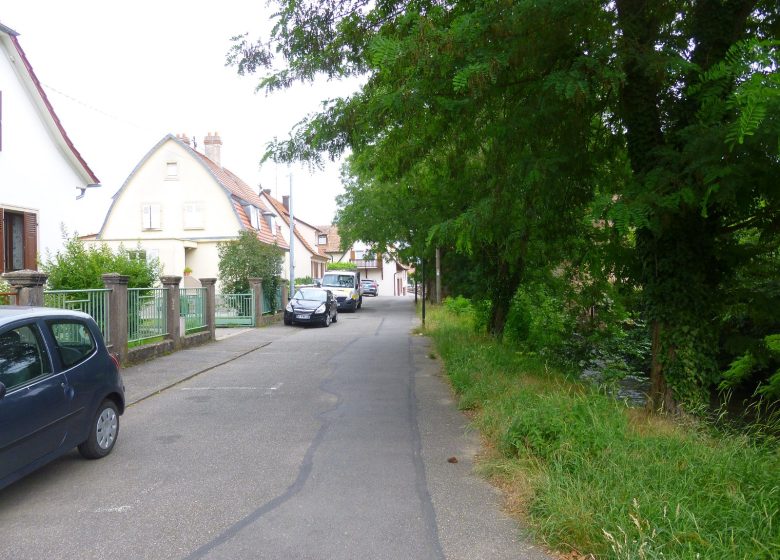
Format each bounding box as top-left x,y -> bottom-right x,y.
261,193 -> 327,261
193,150 -> 289,250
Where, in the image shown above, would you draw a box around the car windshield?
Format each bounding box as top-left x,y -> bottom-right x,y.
322,274 -> 354,288
293,289 -> 327,302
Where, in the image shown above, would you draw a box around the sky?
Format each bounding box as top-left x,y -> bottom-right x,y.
3,1 -> 360,234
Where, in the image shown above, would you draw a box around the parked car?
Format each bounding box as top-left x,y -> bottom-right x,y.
284,287 -> 339,327
0,307 -> 125,491
321,270 -> 362,311
361,279 -> 378,296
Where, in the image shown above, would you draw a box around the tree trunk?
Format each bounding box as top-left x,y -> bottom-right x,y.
648,320 -> 680,414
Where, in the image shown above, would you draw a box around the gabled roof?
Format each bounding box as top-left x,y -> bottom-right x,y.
316,225 -> 345,254
0,23 -> 99,185
98,134 -> 288,249
260,192 -> 327,261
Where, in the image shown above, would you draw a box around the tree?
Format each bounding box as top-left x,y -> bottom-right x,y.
41,235 -> 161,290
230,1 -> 779,412
217,231 -> 284,302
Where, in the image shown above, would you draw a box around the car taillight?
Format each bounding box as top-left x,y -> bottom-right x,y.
109,353 -> 121,369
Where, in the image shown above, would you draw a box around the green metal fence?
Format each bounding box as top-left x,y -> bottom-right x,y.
259,286 -> 283,315
128,287 -> 167,344
44,289 -> 111,343
215,293 -> 255,327
180,288 -> 208,334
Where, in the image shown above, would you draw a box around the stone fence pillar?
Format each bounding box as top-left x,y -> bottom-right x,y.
161,276 -> 182,349
281,280 -> 289,313
2,270 -> 47,306
200,278 -> 217,340
102,273 -> 129,364
249,277 -> 263,326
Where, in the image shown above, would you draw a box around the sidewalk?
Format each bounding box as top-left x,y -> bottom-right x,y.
121,324 -> 291,406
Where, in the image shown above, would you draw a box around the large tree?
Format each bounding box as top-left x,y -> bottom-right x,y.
231,0 -> 779,411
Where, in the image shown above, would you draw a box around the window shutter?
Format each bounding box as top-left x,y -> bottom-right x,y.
23,212 -> 37,270
350,249 -> 355,261
150,204 -> 161,229
0,208 -> 5,272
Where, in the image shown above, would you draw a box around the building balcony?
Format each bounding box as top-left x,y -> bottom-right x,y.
353,259 -> 379,269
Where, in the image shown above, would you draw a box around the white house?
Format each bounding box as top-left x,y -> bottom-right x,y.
90,133 -> 288,284
0,22 -> 100,272
259,190 -> 328,281
318,225 -> 410,297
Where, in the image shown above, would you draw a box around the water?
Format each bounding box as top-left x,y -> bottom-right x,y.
581,359 -> 651,407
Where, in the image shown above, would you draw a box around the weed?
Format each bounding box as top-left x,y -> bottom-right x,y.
426,305 -> 780,560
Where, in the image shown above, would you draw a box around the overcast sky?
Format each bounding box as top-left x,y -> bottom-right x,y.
3,1 -> 359,234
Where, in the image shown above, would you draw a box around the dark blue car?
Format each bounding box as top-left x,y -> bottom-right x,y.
0,307 -> 125,491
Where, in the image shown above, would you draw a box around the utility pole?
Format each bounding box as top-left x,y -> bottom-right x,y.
435,247 -> 441,304
421,258 -> 426,327
289,170 -> 295,298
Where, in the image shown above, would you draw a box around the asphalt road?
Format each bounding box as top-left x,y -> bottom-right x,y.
0,297 -> 551,560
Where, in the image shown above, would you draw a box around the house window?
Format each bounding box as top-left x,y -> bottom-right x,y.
183,203 -> 204,229
128,248 -> 158,265
1,209 -> 37,272
142,204 -> 162,230
318,234 -> 327,245
244,205 -> 260,229
264,212 -> 275,233
166,162 -> 178,179
127,249 -> 146,262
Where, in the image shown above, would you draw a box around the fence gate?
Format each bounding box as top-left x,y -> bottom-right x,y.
215,293 -> 255,327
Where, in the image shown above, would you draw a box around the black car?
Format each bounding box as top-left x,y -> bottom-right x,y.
284,288 -> 339,327
0,307 -> 125,491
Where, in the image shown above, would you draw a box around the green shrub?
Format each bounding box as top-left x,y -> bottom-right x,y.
218,230 -> 284,294
443,295 -> 472,315
325,262 -> 357,271
41,235 -> 161,290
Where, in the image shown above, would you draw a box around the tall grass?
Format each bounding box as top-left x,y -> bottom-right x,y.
425,305 -> 780,560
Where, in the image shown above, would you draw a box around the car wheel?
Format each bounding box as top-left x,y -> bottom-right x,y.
323,312 -> 331,327
284,317 -> 292,326
78,400 -> 119,460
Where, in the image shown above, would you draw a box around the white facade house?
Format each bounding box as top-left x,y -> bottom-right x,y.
259,190 -> 328,282
318,225 -> 410,297
90,133 -> 288,285
0,22 -> 100,271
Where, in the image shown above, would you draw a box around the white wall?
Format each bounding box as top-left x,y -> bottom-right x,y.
0,43 -> 93,257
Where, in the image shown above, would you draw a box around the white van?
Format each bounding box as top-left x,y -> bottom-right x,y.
321,270 -> 362,312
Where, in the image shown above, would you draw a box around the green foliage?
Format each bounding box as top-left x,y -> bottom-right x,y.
294,276 -> 314,286
41,235 -> 161,290
442,295 -> 472,315
325,261 -> 356,271
217,230 -> 284,295
232,1 -> 780,411
428,305 -> 780,560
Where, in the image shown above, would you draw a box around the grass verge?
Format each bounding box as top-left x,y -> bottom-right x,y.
424,305 -> 779,560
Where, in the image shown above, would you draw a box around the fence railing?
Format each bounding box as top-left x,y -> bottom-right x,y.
128,287 -> 168,344
44,289 -> 111,343
0,292 -> 18,305
180,288 -> 208,334
216,293 -> 255,327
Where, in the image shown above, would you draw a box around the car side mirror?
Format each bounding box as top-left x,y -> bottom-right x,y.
0,382 -> 6,400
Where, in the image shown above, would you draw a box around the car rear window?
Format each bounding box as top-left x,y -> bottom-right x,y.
48,321 -> 96,368
0,324 -> 52,390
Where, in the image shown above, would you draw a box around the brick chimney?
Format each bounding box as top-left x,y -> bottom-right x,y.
282,195 -> 289,211
176,133 -> 191,146
204,132 -> 222,166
